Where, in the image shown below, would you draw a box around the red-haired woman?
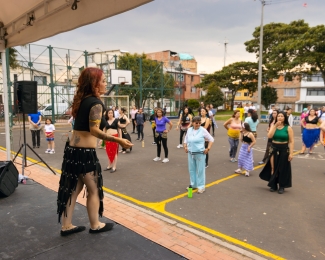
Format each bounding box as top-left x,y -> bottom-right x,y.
57,68 -> 132,236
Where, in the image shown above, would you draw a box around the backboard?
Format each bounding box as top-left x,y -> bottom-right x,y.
110,69 -> 132,85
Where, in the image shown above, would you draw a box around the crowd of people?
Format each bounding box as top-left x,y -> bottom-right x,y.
25,68 -> 324,236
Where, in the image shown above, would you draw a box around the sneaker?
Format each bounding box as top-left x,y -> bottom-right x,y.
205,164 -> 209,168
177,144 -> 183,148
234,169 -> 242,174
245,171 -> 250,177
197,188 -> 205,194
152,142 -> 157,145
45,149 -> 51,153
258,161 -> 264,165
234,158 -> 238,162
50,150 -> 55,154
153,157 -> 161,161
230,158 -> 236,163
162,158 -> 169,163
136,138 -> 140,140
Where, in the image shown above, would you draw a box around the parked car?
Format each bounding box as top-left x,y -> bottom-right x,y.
39,103 -> 70,117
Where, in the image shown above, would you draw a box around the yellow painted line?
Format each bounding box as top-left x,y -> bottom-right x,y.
1,145 -> 286,259
0,146 -> 61,174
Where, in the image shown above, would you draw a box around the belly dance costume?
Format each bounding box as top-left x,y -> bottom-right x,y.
105,118 -> 119,162
302,116 -> 320,148
119,116 -> 132,152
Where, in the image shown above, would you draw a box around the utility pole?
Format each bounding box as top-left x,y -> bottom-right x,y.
257,0 -> 266,118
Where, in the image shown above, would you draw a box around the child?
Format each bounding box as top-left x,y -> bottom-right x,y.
234,122 -> 256,177
44,118 -> 55,154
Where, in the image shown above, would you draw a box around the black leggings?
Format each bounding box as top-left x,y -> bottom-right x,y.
152,127 -> 157,143
211,123 -> 215,135
156,134 -> 168,158
132,119 -> 136,133
137,125 -> 144,139
179,129 -> 187,145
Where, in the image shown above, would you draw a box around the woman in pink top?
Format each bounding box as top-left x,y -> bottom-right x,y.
300,108 -> 308,134
130,105 -> 138,134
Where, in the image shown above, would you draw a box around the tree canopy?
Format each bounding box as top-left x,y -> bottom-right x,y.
0,47 -> 19,69
261,85 -> 278,110
245,20 -> 325,83
117,53 -> 175,108
197,61 -> 259,109
199,82 -> 224,108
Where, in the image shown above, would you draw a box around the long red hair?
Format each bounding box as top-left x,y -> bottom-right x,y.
72,67 -> 103,117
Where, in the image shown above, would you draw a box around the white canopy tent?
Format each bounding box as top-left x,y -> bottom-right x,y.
0,0 -> 152,159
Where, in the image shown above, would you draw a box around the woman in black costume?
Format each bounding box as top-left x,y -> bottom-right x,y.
118,107 -> 132,153
57,68 -> 132,236
259,111 -> 294,194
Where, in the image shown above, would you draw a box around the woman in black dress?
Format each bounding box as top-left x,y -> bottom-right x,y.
118,107 -> 132,153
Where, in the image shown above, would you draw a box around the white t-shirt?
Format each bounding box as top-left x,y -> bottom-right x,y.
249,105 -> 256,111
44,124 -> 55,133
244,106 -> 249,113
114,110 -> 120,119
268,109 -> 273,115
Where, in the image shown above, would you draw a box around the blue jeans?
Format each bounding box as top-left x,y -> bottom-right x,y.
137,125 -> 144,139
228,137 -> 239,158
188,153 -> 206,190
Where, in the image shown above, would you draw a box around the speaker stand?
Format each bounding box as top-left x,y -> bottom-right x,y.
12,112 -> 56,176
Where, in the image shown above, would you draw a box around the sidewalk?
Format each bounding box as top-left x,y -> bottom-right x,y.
0,150 -> 261,260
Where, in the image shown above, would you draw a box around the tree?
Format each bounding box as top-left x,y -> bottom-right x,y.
117,53 -> 175,108
187,99 -> 200,110
199,83 -> 224,108
0,47 -> 20,69
196,61 -> 259,109
245,20 -> 325,83
261,86 -> 278,110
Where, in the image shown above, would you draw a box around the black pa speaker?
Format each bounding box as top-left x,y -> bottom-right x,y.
14,81 -> 38,114
0,161 -> 19,197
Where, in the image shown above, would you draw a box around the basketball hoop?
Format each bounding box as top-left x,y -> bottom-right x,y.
120,82 -> 128,86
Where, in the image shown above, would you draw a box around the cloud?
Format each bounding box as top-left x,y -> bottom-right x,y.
34,0 -> 325,73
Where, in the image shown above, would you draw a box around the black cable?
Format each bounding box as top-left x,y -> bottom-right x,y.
71,0 -> 80,10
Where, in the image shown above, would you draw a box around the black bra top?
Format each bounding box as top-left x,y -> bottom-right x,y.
119,116 -> 127,124
242,134 -> 252,143
106,118 -> 118,130
305,116 -> 318,124
73,96 -> 106,132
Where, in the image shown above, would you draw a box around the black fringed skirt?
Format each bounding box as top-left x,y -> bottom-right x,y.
259,142 -> 292,189
57,144 -> 104,223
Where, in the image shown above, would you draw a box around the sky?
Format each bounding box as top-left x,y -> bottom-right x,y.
34,0 -> 325,74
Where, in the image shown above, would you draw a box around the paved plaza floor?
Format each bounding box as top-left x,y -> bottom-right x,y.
1,120 -> 325,259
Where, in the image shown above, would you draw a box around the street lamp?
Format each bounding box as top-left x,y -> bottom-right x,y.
256,0 -> 266,118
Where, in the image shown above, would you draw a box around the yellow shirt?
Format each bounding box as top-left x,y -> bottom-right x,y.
237,108 -> 244,121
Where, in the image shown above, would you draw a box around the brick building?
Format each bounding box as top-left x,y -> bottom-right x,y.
146,50 -> 202,109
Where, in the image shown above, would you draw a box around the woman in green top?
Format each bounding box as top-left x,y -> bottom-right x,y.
259,111 -> 294,194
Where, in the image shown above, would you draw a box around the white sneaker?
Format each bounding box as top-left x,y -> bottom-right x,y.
197,188 -> 205,194
153,157 -> 161,161
245,171 -> 250,177
50,150 -> 55,154
177,144 -> 183,148
162,158 -> 169,163
45,149 -> 51,153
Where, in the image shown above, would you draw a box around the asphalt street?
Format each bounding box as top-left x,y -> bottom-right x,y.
1,120 -> 325,260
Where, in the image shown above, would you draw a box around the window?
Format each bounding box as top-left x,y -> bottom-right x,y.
191,87 -> 196,93
34,76 -> 47,85
284,88 -> 296,97
191,75 -> 194,82
307,88 -> 325,96
244,92 -> 249,97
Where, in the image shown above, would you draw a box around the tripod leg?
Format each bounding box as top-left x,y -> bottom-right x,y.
26,144 -> 57,175
12,144 -> 24,162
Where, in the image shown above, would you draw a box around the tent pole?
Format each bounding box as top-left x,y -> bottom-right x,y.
1,47 -> 12,160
